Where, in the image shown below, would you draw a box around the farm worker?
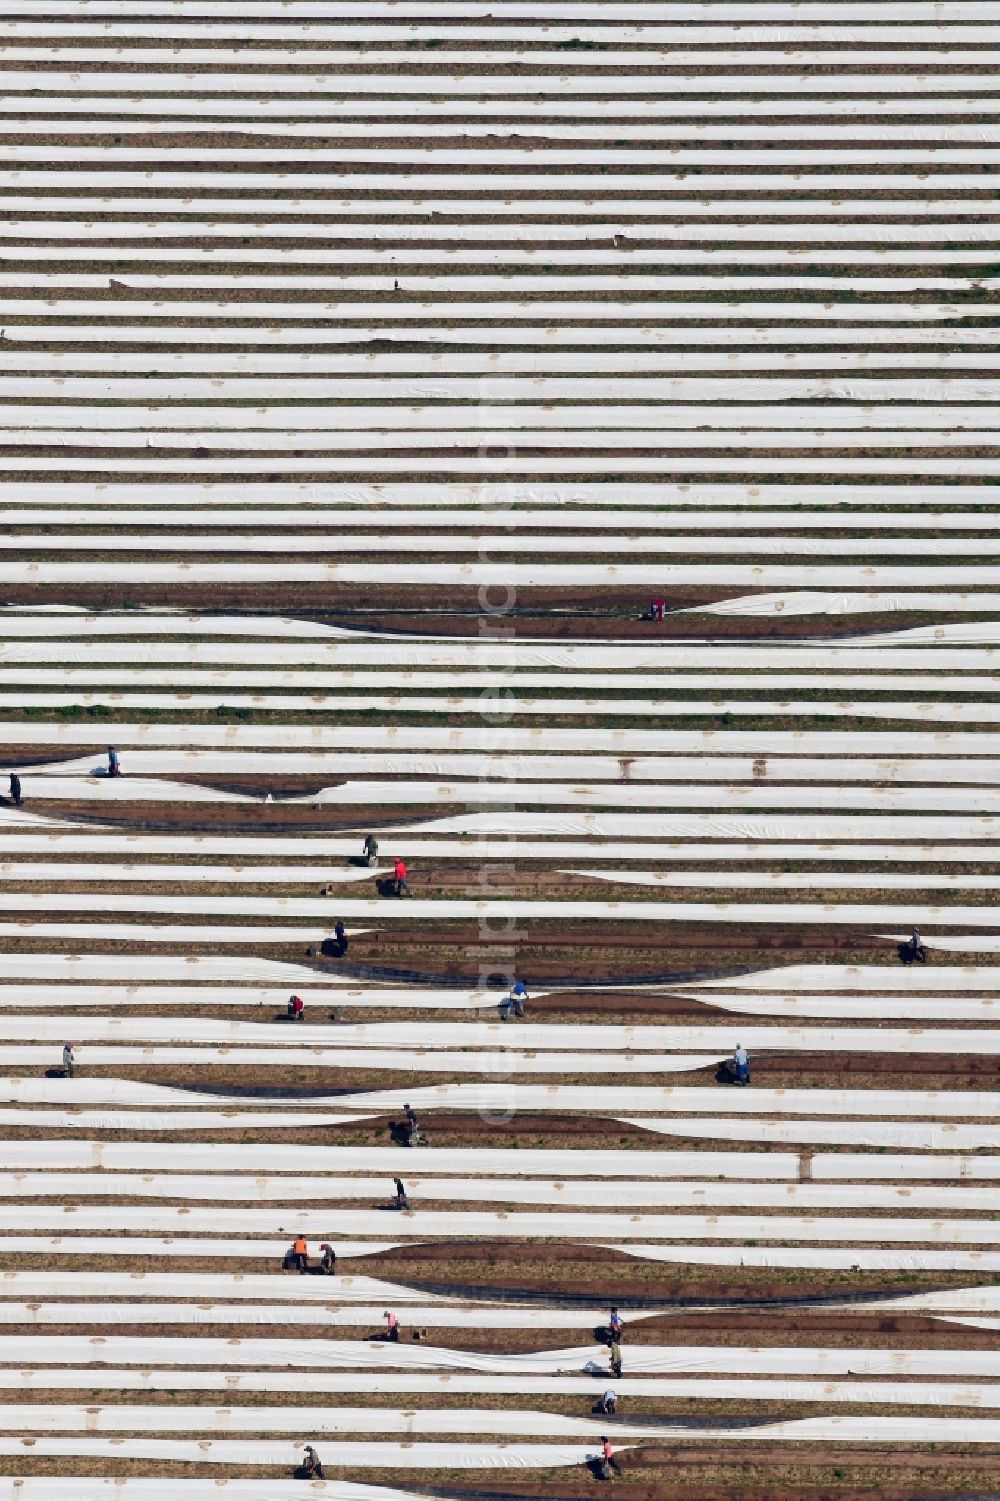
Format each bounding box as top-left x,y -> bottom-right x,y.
608,1307 -> 623,1339
393,858 -> 411,897
600,1390 -> 617,1416
394,1176 -> 410,1210
292,1234 -> 309,1273
8,773 -> 21,806
107,746 -> 120,777
62,1043 -> 75,1077
319,1243 -> 336,1274
384,1310 -> 399,1341
287,994 -> 304,1021
363,833 -> 378,865
733,1043 -> 750,1085
302,1445 -> 324,1478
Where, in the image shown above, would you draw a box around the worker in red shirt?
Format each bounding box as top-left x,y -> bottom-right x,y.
600,1436 -> 620,1478
393,857 -> 411,898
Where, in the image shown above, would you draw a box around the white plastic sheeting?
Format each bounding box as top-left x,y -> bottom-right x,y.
882,935 -> 1000,953
0,1423 -> 995,1456
0,1077 -> 372,1109
8,74 -> 1000,100
0,614 -> 354,639
0,1110 -> 363,1131
1,1368 -> 1000,1408
1,237 -> 996,264
5,663 -> 1000,695
0,1404 -> 684,1437
0,1305 -> 631,1331
11,414 -> 1000,439
2,1017 -> 994,1058
32,750 -> 1000,785
3,506 -> 1000,530
868,623 -> 1000,647
8,44 -> 1000,63
615,1245 -> 1000,1273
0,925 -> 355,946
9,482 -> 999,509
4,188 -> 1000,210
0,1485 -> 418,1501
9,96 -> 986,121
8,43 -> 1000,63
15,114 -> 1000,137
9,896 -> 997,928
0,1239 -> 399,1261
3,1173 -> 993,1213
5,1205 -> 997,1245
857,1288 -> 1000,1313
0,1078 -> 982,1117
0,776 -> 252,805
0,1144 -> 795,1179
2,1142 -> 996,1183
3,259 -> 994,284
0,956 -> 334,982
0,1379 -> 993,1411
8,16 -> 1000,35
813,1155 -> 1000,1182
0,1403 -> 950,1435
693,965 -> 1000,992
31,750 -> 1000,785
10,650 -> 1000,679
0,835 -> 995,865
21,323 -> 1000,347
626,1118 -> 1000,1149
27,780 -> 1000,815
0,1438 -> 606,1469
11,459 -> 1000,477
0,1272 -> 436,1305
0,984 -> 504,1011
691,591 -> 1000,618
0,1048 -> 726,1074
1,433 -> 1000,457
30,0 -> 1000,16
673,993 -> 1000,1022
0,1421 -> 972,1461
577,870 -> 1000,891
5,1335 -> 1000,1377
0,295 -> 991,321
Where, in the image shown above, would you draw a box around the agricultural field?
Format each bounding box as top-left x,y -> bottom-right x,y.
0,1 -> 997,1499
